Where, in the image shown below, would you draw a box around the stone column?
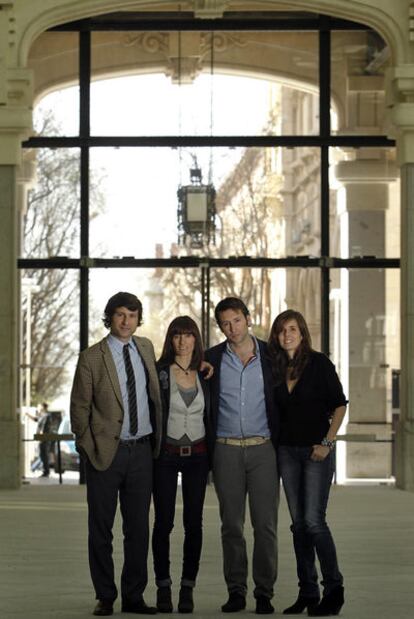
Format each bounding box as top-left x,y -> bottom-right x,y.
0,62 -> 32,487
387,67 -> 414,490
396,161 -> 414,490
335,155 -> 398,478
0,165 -> 20,488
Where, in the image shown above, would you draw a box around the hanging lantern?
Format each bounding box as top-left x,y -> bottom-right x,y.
177,167 -> 216,248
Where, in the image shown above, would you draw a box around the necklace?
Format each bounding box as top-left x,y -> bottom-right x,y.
174,361 -> 191,375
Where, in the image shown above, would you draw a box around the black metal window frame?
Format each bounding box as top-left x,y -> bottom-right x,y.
19,12 -> 398,350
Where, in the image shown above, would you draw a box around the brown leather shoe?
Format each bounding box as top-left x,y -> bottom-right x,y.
93,600 -> 114,616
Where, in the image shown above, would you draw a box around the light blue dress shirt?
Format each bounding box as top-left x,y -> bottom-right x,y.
217,337 -> 270,438
107,334 -> 153,440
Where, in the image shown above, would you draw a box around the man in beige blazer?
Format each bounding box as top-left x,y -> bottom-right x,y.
70,291 -> 162,616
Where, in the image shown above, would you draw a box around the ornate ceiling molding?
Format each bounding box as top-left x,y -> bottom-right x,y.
123,30 -> 247,82
192,0 -> 230,19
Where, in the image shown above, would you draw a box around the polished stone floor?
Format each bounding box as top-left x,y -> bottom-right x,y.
1,480 -> 413,618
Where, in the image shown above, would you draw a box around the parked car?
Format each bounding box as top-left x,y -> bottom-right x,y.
54,415 -> 79,473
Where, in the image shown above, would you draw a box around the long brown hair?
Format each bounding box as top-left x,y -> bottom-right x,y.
158,316 -> 204,370
268,309 -> 313,384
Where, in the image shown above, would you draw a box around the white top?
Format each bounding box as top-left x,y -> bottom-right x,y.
167,370 -> 205,442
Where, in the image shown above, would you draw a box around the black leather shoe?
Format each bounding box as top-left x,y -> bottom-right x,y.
283,595 -> 320,614
308,586 -> 344,616
121,598 -> 157,614
93,600 -> 114,616
221,592 -> 246,613
178,586 -> 194,613
157,587 -> 173,613
255,596 -> 274,614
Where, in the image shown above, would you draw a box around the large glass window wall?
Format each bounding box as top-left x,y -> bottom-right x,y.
20,11 -> 399,481
89,145 -> 320,259
90,30 -> 318,137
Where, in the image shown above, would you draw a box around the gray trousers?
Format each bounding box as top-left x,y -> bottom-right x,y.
213,440 -> 279,599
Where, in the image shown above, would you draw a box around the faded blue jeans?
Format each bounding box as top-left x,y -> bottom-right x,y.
278,446 -> 343,597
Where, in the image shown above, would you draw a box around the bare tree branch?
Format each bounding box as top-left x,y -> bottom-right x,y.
22,110 -> 106,404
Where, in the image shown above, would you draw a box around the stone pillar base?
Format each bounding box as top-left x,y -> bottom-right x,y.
395,420 -> 414,491
0,418 -> 20,489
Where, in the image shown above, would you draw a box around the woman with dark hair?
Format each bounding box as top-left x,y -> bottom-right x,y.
152,316 -> 212,614
268,310 -> 347,617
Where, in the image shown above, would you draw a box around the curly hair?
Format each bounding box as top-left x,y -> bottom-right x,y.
102,292 -> 143,329
267,309 -> 313,384
158,316 -> 204,370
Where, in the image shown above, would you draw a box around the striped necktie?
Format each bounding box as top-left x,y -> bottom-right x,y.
123,343 -> 138,436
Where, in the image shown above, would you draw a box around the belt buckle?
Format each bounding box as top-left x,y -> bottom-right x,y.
180,446 -> 191,457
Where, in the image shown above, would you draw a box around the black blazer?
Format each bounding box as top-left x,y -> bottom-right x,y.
204,339 -> 280,452
156,362 -> 214,467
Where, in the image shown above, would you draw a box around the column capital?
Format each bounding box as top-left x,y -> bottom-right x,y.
0,5 -> 33,162
334,158 -> 398,185
0,105 -> 32,165
386,65 -> 414,106
385,65 -> 414,164
193,0 -> 230,18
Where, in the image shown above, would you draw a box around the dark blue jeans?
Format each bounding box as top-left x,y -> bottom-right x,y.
278,446 -> 343,597
152,451 -> 209,587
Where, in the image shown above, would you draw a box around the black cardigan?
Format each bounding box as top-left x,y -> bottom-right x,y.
274,350 -> 348,446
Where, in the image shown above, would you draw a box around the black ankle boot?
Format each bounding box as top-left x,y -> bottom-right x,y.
178,586 -> 194,613
157,587 -> 173,613
283,595 -> 320,614
308,586 -> 344,616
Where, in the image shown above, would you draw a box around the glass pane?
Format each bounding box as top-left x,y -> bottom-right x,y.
89,268 -> 202,358
22,148 -> 80,259
29,32 -> 79,136
209,267 -> 321,347
329,146 -> 400,258
20,270 -> 79,479
90,31 -> 318,136
329,268 -> 399,481
89,146 -> 320,258
331,30 -> 388,135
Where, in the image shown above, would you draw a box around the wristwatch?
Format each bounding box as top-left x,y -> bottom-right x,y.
321,437 -> 335,451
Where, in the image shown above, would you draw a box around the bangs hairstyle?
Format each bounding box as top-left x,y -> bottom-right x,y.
158,316 -> 204,369
103,292 -> 143,329
267,309 -> 313,383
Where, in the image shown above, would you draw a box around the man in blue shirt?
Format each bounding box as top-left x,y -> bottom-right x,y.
205,297 -> 280,615
70,292 -> 162,616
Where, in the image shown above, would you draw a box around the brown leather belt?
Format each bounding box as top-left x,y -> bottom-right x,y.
164,441 -> 207,457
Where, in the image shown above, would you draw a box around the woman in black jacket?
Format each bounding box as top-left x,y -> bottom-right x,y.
268,310 -> 347,617
152,316 -> 212,614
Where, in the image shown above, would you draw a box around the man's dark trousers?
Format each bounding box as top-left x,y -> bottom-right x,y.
85,440 -> 153,603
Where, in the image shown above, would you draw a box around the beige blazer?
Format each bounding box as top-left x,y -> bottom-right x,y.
70,335 -> 162,471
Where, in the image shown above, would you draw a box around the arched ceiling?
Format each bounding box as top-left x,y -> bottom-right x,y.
17,1 -> 407,70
